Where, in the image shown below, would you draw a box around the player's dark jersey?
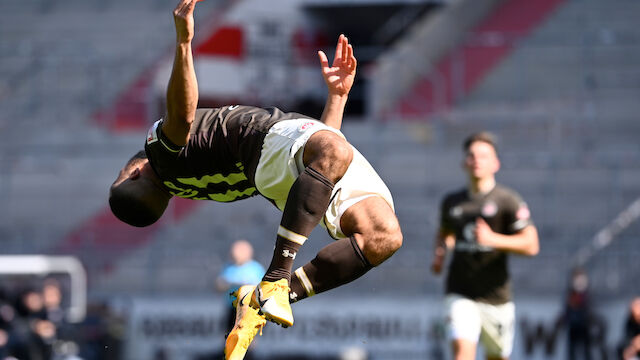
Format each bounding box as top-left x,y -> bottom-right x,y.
440,184 -> 533,304
144,105 -> 312,202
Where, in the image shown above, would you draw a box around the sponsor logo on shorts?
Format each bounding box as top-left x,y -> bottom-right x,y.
299,121 -> 316,132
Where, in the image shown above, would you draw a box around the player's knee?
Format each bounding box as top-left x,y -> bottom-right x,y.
364,217 -> 402,266
304,131 -> 353,182
381,217 -> 403,254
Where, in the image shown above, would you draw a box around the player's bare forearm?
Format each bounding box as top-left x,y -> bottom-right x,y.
479,225 -> 539,256
319,94 -> 348,129
166,42 -> 198,145
164,0 -> 199,146
431,230 -> 453,274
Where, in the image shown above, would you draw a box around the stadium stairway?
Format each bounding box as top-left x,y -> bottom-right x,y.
371,0 -> 568,120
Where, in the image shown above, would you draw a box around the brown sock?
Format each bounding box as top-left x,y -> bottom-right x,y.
289,236 -> 372,303
262,231 -> 303,283
262,167 -> 334,283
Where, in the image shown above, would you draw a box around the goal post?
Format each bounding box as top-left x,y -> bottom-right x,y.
0,255 -> 87,323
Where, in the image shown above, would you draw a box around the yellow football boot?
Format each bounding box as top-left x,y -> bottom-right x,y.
225,285 -> 266,360
250,279 -> 294,327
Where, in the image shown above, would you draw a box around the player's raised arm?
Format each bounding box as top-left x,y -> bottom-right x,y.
163,0 -> 200,146
318,34 -> 357,130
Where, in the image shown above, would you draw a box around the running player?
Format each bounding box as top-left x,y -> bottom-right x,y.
108,0 -> 402,357
430,131 -> 539,360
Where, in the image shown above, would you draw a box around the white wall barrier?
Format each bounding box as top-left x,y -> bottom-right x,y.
124,295 -> 630,360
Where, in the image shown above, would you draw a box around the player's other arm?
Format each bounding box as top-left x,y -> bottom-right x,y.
317,34 -> 357,130
431,229 -> 455,274
475,219 -> 539,256
623,334 -> 640,360
163,0 -> 199,146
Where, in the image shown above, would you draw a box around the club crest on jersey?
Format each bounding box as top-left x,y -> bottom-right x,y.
298,121 -> 316,132
463,223 -> 476,241
482,201 -> 498,217
146,120 -> 161,145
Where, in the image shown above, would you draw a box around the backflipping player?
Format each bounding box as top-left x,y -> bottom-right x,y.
108,0 -> 402,358
430,132 -> 539,360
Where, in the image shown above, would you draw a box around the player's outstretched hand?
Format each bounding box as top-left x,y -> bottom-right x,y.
318,34 -> 357,97
173,0 -> 198,44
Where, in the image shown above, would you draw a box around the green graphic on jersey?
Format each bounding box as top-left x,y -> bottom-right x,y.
177,172 -> 248,187
163,182 -> 200,198
162,163 -> 255,202
208,187 -> 256,202
164,180 -> 256,201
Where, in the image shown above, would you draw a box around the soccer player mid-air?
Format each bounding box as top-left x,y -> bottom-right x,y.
108,0 -> 402,358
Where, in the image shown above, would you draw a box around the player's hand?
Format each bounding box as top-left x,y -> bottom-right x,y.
431,257 -> 444,275
431,244 -> 446,274
318,34 -> 357,97
474,217 -> 495,247
623,335 -> 640,359
173,0 -> 197,44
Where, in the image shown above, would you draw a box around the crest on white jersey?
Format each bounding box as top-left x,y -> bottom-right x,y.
146,120 -> 161,145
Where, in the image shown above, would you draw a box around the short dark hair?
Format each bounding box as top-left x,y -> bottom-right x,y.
130,149 -> 147,162
463,131 -> 498,153
109,149 -> 165,227
109,187 -> 163,227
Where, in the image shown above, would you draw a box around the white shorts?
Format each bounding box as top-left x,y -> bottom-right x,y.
444,294 -> 515,358
254,119 -> 395,239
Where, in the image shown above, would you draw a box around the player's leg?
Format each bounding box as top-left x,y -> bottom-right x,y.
286,144 -> 401,302
262,130 -> 352,282
288,195 -> 402,302
340,196 -> 402,265
229,201 -> 394,358
445,295 -> 482,360
255,130 -> 353,326
452,339 -> 477,360
478,301 -> 515,360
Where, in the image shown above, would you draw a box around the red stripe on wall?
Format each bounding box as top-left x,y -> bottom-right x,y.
195,26 -> 244,58
396,0 -> 566,119
53,198 -> 201,275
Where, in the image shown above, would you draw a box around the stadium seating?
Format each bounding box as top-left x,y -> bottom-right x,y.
0,0 -> 638,302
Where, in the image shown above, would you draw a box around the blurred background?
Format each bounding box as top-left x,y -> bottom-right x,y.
0,0 -> 639,359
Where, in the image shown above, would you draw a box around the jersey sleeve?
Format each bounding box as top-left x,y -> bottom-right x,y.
144,119 -> 183,175
503,190 -> 533,233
